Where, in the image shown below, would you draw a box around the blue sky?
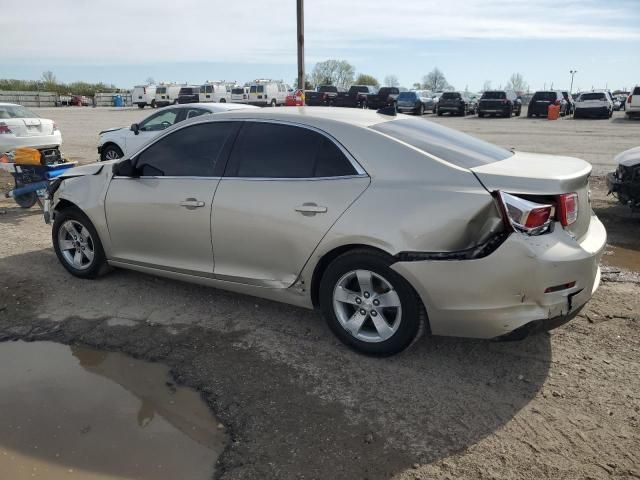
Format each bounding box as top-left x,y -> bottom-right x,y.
2,0 -> 639,92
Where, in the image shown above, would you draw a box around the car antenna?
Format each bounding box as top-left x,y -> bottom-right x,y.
376,106 -> 397,116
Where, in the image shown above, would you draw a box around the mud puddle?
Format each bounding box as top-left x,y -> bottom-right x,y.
602,244 -> 640,272
0,341 -> 227,479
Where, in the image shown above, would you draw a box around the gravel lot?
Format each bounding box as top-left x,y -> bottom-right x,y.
1,106 -> 639,480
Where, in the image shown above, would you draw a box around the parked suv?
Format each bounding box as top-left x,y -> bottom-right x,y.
527,91 -> 568,117
626,86 -> 640,118
437,91 -> 475,116
177,86 -> 200,104
477,90 -> 521,117
574,91 -> 613,119
396,91 -> 432,115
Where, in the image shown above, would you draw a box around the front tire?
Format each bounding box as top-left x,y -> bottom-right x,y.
100,144 -> 123,162
53,208 -> 108,279
319,249 -> 425,356
137,104 -> 145,109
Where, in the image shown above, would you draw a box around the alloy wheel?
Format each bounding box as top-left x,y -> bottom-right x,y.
332,269 -> 402,343
104,148 -> 121,160
57,220 -> 95,271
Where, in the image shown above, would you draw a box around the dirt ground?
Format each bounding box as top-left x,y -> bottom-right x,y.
0,107 -> 639,480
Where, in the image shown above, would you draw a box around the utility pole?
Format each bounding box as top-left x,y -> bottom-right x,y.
569,70 -> 577,94
296,0 -> 304,90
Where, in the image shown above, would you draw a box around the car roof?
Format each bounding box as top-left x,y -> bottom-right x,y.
0,103 -> 24,107
183,106 -> 399,128
152,103 -> 258,114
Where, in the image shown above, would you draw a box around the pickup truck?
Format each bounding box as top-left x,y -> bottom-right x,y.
626,85 -> 640,118
333,85 -> 378,108
305,85 -> 339,106
365,87 -> 401,110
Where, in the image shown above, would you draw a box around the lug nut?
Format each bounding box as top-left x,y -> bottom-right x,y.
355,297 -> 362,304
360,309 -> 367,316
364,292 -> 370,298
371,310 -> 378,317
373,299 -> 380,306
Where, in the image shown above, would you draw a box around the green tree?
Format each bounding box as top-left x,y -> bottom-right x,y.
355,74 -> 379,88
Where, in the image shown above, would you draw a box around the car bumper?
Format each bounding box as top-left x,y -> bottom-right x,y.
575,106 -> 609,116
392,215 -> 606,339
478,108 -> 509,114
625,108 -> 640,117
0,132 -> 62,154
397,105 -> 420,113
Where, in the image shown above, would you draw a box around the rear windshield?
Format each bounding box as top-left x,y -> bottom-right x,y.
179,88 -> 196,95
441,92 -> 461,99
398,92 -> 417,100
579,93 -> 606,101
318,86 -> 338,93
156,87 -> 166,94
481,91 -> 506,99
0,105 -> 37,119
232,88 -> 244,94
349,86 -> 371,94
371,118 -> 512,168
532,91 -> 557,101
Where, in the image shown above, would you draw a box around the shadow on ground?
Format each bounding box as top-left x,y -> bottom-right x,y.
0,248 -> 552,480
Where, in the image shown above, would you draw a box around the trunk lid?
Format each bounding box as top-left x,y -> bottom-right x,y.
471,151 -> 593,239
4,118 -> 54,136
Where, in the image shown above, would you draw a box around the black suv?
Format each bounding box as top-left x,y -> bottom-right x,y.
437,91 -> 475,116
477,90 -> 521,117
334,85 -> 378,108
177,87 -> 200,104
527,91 -> 568,117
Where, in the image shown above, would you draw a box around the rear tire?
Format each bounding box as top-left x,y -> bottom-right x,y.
52,207 -> 108,279
14,191 -> 38,209
319,249 -> 425,356
150,99 -> 156,109
478,112 -> 484,118
271,99 -> 277,107
418,104 -> 424,116
137,104 -> 145,109
515,107 -> 521,117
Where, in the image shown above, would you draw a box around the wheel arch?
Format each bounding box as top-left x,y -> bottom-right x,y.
100,141 -> 125,159
309,243 -> 395,308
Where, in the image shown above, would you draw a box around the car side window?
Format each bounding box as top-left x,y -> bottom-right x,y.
225,122 -> 357,178
139,110 -> 179,132
135,122 -> 237,177
186,108 -> 209,119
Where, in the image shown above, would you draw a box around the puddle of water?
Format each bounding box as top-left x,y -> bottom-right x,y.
602,244 -> 640,272
0,341 -> 227,480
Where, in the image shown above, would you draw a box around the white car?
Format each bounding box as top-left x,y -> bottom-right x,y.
574,91 -> 613,119
626,85 -> 640,118
0,103 -> 61,155
97,103 -> 257,161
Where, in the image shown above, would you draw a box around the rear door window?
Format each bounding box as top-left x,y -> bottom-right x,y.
226,122 -> 356,178
371,118 -> 513,168
135,122 -> 238,177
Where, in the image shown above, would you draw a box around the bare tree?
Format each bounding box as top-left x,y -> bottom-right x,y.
482,80 -> 492,92
505,73 -> 528,93
421,68 -> 450,92
311,59 -> 355,90
145,77 -> 156,85
41,71 -> 57,86
383,75 -> 399,87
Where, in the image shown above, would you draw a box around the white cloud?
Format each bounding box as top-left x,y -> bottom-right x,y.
1,0 -> 638,64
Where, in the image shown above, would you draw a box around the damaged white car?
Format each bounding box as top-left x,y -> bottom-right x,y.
45,107 -> 606,355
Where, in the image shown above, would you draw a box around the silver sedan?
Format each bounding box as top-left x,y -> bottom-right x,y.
47,107 -> 606,355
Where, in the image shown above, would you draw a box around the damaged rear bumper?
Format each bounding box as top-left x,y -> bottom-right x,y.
391,215 -> 606,339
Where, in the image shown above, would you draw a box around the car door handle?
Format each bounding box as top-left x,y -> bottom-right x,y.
295,203 -> 327,215
179,199 -> 205,209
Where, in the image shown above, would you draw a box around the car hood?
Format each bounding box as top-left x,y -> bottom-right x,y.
58,159 -> 118,179
615,146 -> 640,167
99,127 -> 125,135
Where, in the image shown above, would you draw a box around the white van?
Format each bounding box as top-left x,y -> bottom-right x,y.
132,85 -> 157,109
231,86 -> 249,103
155,84 -> 182,107
247,80 -> 290,106
199,82 -> 230,103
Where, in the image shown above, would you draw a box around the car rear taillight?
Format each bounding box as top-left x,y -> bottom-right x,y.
497,192 -> 554,235
557,192 -> 578,226
143,87 -> 146,94
629,95 -> 633,104
0,123 -> 12,134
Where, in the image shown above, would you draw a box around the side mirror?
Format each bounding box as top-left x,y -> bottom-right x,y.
112,158 -> 136,177
130,123 -> 139,135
